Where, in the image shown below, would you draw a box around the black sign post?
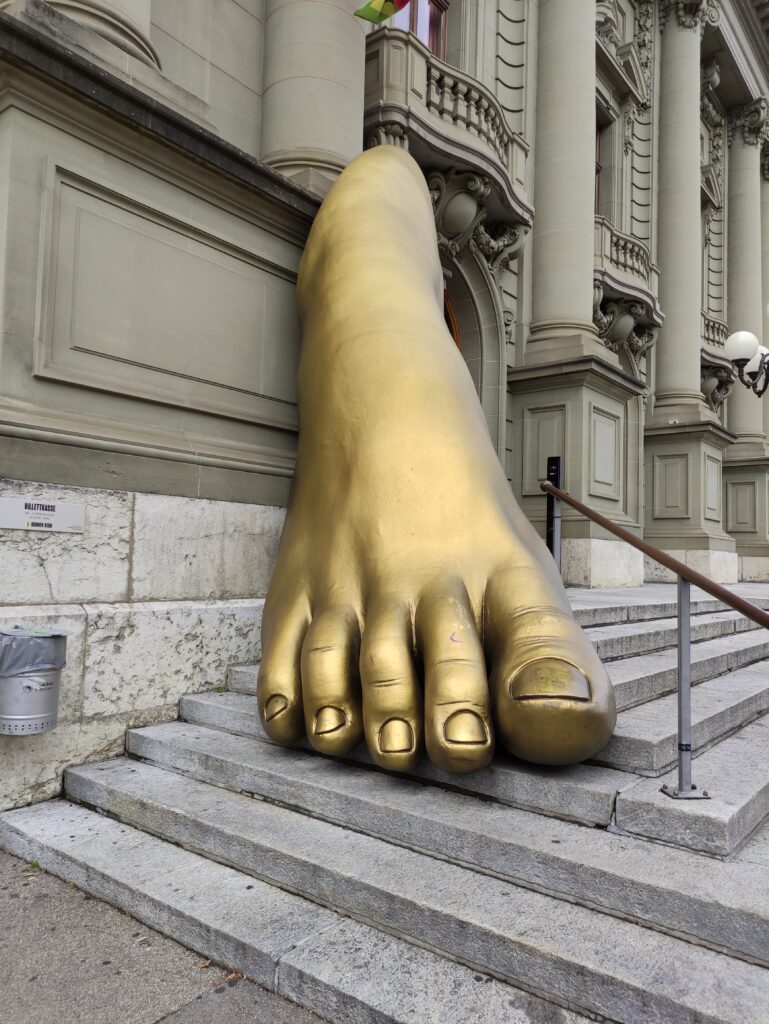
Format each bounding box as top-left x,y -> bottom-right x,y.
545,456 -> 562,573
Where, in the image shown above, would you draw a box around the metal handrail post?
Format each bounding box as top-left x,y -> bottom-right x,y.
661,575 -> 709,800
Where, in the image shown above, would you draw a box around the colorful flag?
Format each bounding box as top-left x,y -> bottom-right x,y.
355,1 -> 410,25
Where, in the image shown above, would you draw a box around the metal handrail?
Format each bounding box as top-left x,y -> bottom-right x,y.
540,477 -> 769,800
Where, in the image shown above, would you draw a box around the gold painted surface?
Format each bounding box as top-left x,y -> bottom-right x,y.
257,147 -> 615,773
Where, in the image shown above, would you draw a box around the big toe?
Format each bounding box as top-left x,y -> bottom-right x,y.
485,569 -> 616,766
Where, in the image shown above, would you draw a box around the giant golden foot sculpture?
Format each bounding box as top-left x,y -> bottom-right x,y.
257,147 -> 615,775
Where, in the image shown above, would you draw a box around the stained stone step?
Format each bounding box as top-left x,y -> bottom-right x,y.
180,690 -> 632,827
597,666 -> 769,774
583,610 -> 758,661
228,663 -> 258,694
59,758 -> 769,1024
0,801 -> 591,1024
614,715 -> 769,857
126,720 -> 769,965
608,631 -> 769,711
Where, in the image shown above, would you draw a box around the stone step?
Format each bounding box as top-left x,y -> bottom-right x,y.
126,720 -> 769,966
180,690 -> 632,827
598,665 -> 769,774
608,630 -> 769,711
570,595 -> 728,628
583,610 -> 758,661
614,715 -> 769,857
59,758 -> 769,1024
0,801 -> 589,1024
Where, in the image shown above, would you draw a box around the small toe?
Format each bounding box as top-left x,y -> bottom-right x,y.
417,582 -> 494,775
257,598 -> 309,745
360,600 -> 422,772
301,606 -> 363,756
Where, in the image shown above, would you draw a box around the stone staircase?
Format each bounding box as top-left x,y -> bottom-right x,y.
3,585 -> 769,1023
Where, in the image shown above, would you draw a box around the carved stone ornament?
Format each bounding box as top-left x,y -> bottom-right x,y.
596,0 -> 621,53
728,99 -> 769,147
593,280 -> 658,377
660,0 -> 720,33
503,309 -> 515,344
621,1 -> 655,156
701,363 -> 733,413
428,168 -> 526,278
364,122 -> 409,150
762,144 -> 769,181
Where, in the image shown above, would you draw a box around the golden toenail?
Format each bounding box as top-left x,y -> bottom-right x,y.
443,710 -> 488,745
314,706 -> 347,735
264,694 -> 289,721
511,660 -> 591,702
379,718 -> 414,754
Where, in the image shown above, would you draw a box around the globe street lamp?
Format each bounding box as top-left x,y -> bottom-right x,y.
724,330 -> 769,397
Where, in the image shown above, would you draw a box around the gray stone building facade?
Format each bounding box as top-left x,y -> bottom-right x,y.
2,0 -> 769,803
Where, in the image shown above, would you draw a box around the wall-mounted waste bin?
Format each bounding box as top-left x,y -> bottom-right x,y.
0,627 -> 68,735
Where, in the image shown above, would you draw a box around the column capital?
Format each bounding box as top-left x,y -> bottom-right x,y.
660,0 -> 720,33
728,99 -> 769,147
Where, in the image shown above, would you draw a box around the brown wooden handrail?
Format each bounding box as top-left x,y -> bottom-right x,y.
540,480 -> 769,631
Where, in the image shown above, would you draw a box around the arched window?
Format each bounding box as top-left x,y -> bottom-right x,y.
391,0 -> 450,61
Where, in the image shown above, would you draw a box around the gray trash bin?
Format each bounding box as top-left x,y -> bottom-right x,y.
0,627 -> 69,735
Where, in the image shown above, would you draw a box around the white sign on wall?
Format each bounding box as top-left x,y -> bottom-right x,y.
0,497 -> 86,534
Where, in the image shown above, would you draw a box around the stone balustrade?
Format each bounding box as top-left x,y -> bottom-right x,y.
702,313 -> 728,350
364,29 -> 531,227
594,216 -> 656,291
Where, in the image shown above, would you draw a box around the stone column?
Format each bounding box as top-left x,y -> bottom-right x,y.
260,0 -> 365,195
0,0 -> 160,67
652,0 -> 716,425
762,147 -> 769,439
726,101 -> 767,455
527,0 -> 603,363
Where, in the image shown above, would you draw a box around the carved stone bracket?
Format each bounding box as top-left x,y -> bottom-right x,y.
701,361 -> 733,413
428,168 -> 527,279
593,280 -> 658,377
660,0 -> 720,33
428,169 -> 491,258
728,99 -> 769,147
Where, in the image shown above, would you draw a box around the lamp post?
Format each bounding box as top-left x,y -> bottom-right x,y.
725,329 -> 769,398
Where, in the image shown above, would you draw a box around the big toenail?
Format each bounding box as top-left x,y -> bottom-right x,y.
511,660 -> 591,702
379,718 -> 414,754
314,706 -> 347,735
264,694 -> 289,721
443,710 -> 488,745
